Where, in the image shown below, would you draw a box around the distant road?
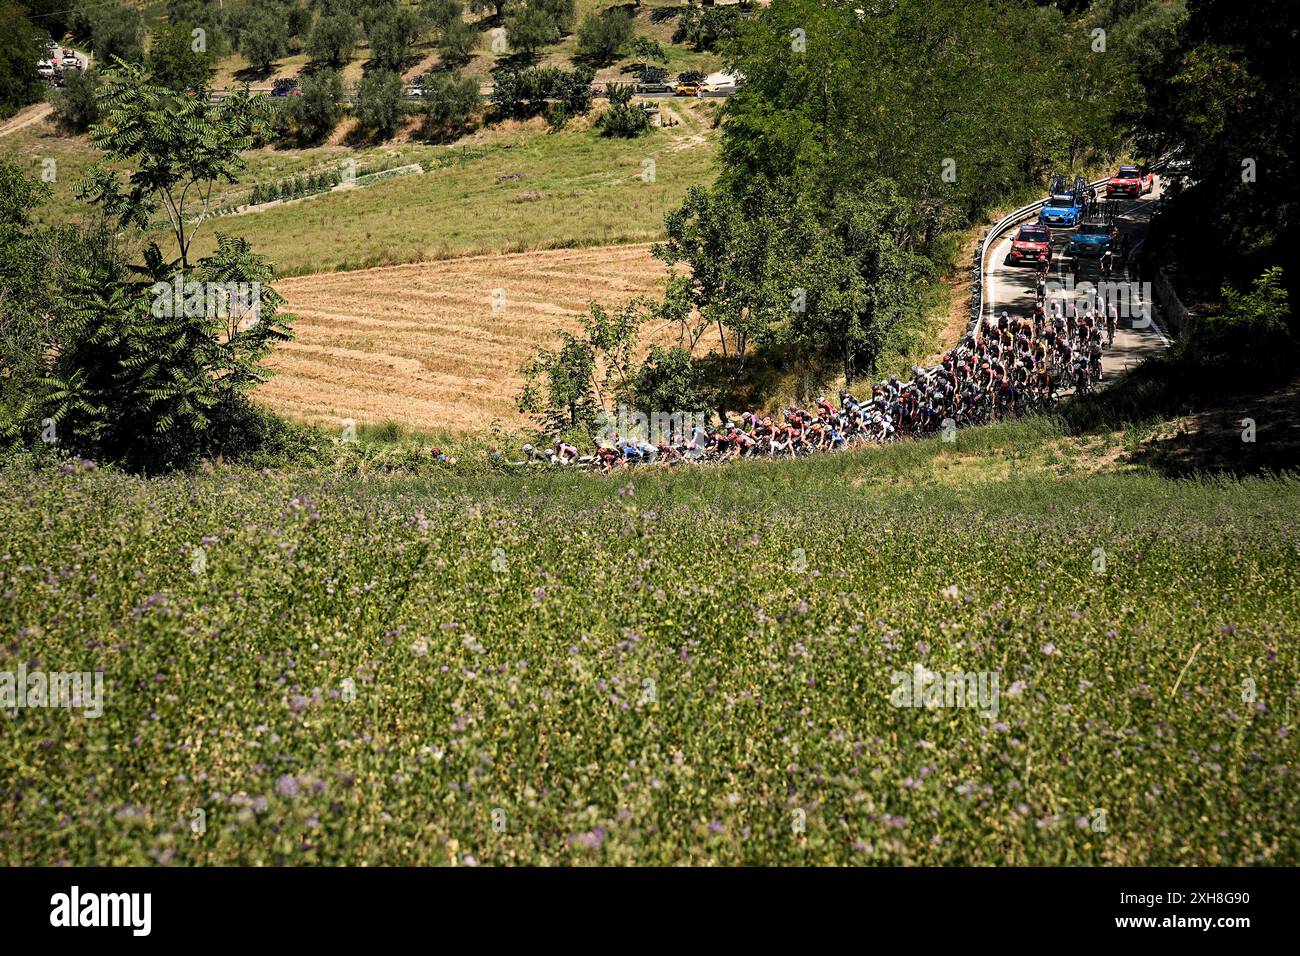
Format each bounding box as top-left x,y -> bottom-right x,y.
210,85 -> 733,104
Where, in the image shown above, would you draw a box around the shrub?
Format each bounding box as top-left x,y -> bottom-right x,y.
50,67 -> 102,132
354,68 -> 406,139
576,9 -> 632,66
595,82 -> 650,138
1179,266 -> 1294,376
285,69 -> 344,145
420,69 -> 480,140
307,12 -> 358,68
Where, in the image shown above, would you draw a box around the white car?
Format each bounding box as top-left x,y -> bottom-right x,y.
62,51 -> 79,69
37,60 -> 55,78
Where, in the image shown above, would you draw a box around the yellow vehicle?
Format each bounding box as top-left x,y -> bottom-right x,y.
674,82 -> 701,97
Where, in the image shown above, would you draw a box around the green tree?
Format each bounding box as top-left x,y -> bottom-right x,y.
595,82 -> 649,137
146,21 -> 216,92
422,0 -> 463,30
577,9 -> 632,66
286,68 -> 345,144
39,64 -> 293,470
534,0 -> 576,34
630,344 -> 708,420
0,1 -> 44,117
420,69 -> 479,139
439,17 -> 479,62
307,11 -> 359,68
165,0 -> 230,57
468,0 -> 513,21
354,67 -> 405,139
50,66 -> 103,131
77,61 -> 271,269
1134,0 -> 1297,295
367,5 -> 426,71
517,330 -> 597,433
85,1 -> 145,64
505,4 -> 559,57
239,10 -> 290,75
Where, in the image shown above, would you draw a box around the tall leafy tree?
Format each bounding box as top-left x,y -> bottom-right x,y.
146,21 -> 217,92
307,11 -> 359,68
0,1 -> 43,117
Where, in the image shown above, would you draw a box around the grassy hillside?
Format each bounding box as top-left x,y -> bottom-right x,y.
3,411 -> 1297,865
5,98 -> 720,274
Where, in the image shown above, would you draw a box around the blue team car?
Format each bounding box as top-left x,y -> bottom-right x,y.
1067,219 -> 1115,257
1039,174 -> 1086,228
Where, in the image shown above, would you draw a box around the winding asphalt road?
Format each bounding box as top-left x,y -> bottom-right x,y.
983,174 -> 1171,383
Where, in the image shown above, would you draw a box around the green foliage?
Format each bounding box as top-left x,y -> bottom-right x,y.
630,344 -> 709,419
79,0 -> 145,64
517,329 -> 598,433
366,4 -> 426,71
533,0 -> 576,35
1179,267 -> 1295,375
439,16 -> 479,62
422,0 -> 463,30
354,67 -> 406,139
595,82 -> 650,138
146,21 -> 217,92
0,1 -> 44,117
49,66 -> 102,132
238,9 -> 291,75
1,74 -> 296,470
307,11 -> 359,68
40,235 -> 293,470
505,4 -> 560,57
490,64 -> 593,120
518,299 -> 644,435
419,69 -> 479,140
629,34 -> 666,69
77,61 -> 271,268
468,0 -> 513,20
165,0 -> 230,57
284,68 -> 345,145
672,2 -> 737,52
1134,0 -> 1298,296
576,8 -> 633,66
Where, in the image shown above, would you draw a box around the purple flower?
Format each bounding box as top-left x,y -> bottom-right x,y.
276,775 -> 300,799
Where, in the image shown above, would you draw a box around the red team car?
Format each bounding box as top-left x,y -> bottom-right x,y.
1107,164 -> 1153,197
1005,223 -> 1052,265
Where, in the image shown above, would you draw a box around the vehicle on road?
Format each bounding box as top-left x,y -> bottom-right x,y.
61,50 -> 79,69
271,78 -> 301,97
1107,164 -> 1153,197
1039,174 -> 1086,227
674,82 -> 700,97
1067,220 -> 1115,257
1005,223 -> 1052,265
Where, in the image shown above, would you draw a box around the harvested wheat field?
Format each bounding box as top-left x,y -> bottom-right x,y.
264,243 -> 674,431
